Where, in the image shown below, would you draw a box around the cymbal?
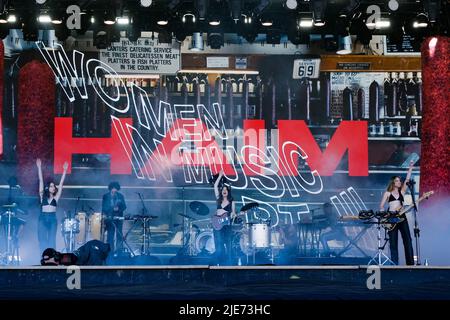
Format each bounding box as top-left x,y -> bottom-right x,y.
178,213 -> 195,220
2,203 -> 18,208
189,201 -> 209,216
240,202 -> 259,212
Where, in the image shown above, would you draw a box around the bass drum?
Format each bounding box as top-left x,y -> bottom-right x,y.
75,212 -> 87,245
195,231 -> 215,254
89,212 -> 103,241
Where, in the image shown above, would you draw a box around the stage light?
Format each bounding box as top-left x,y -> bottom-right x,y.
424,0 -> 441,23
157,19 -> 169,26
51,17 -> 63,24
230,0 -> 242,21
182,13 -> 196,23
261,17 -> 272,27
285,0 -> 298,10
140,0 -> 153,7
38,14 -> 52,24
208,32 -> 224,49
311,0 -> 326,26
336,35 -> 352,54
190,32 -> 204,51
209,18 -> 220,26
7,14 -> 17,23
413,13 -> 429,28
104,11 -> 116,25
35,0 -> 47,4
299,18 -> 313,28
195,0 -> 208,20
117,17 -> 129,25
0,13 -> 7,24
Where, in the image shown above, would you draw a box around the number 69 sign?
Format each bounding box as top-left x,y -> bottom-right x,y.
292,59 -> 320,79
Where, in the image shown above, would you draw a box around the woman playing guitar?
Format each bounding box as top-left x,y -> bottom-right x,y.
379,160 -> 415,265
213,170 -> 236,264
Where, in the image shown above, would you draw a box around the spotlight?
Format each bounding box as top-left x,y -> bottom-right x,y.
7,14 -> 17,23
190,32 -> 204,51
209,17 -> 220,26
117,17 -> 129,25
182,13 -> 196,23
413,13 -> 429,28
35,0 -> 47,4
208,32 -> 224,49
337,35 -> 352,54
311,0 -> 326,26
424,0 -> 441,23
195,0 -> 208,20
0,13 -> 7,24
157,19 -> 169,26
38,14 -> 52,24
94,30 -> 111,49
299,18 -> 313,28
51,16 -> 63,25
230,0 -> 242,21
285,0 -> 298,10
104,11 -> 116,25
366,16 -> 391,29
140,0 -> 153,7
261,17 -> 272,27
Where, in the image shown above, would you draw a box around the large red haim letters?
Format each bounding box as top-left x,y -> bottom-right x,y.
54,117 -> 368,176
54,117 -> 133,174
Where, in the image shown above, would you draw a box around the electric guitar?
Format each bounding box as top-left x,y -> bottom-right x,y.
382,191 -> 434,231
211,212 -> 243,231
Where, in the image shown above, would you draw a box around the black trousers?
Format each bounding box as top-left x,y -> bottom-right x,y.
105,219 -> 123,254
388,219 -> 414,265
213,225 -> 232,264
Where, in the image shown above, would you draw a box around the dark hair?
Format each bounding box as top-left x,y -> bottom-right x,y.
387,176 -> 402,192
43,181 -> 58,198
217,184 -> 233,205
108,181 -> 121,191
41,248 -> 60,265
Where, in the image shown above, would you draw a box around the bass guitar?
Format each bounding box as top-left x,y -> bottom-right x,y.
382,191 -> 434,231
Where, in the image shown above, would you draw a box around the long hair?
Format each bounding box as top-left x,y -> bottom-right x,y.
386,176 -> 401,192
217,184 -> 233,205
43,181 -> 58,198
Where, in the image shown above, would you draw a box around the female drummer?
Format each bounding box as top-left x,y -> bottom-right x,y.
213,170 -> 236,264
379,160 -> 414,265
36,158 -> 68,255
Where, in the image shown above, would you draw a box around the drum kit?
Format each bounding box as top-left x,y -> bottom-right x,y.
60,211 -> 104,252
182,201 -> 284,264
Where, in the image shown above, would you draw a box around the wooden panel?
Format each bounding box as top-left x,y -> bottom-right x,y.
320,55 -> 422,72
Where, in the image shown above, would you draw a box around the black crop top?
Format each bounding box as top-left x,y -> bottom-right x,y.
41,197 -> 57,207
217,201 -> 232,215
388,192 -> 404,205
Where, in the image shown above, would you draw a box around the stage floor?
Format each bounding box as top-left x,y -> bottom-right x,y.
1,265 -> 450,300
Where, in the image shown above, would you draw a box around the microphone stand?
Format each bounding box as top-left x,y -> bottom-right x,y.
137,192 -> 151,255
407,179 -> 421,265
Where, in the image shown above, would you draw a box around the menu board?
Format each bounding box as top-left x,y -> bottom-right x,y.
383,34 -> 421,55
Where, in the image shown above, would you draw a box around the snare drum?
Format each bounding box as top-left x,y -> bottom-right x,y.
61,218 -> 80,234
89,212 -> 103,241
75,212 -> 87,245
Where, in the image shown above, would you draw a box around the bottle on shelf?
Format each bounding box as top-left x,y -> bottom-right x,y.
415,72 -> 423,115
357,88 -> 365,120
386,121 -> 394,136
369,80 -> 380,122
395,121 -> 402,136
398,72 -> 408,115
388,72 -> 398,117
342,87 -> 353,120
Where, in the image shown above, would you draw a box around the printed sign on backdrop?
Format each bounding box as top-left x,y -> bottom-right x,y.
330,72 -> 385,118
99,38 -> 181,74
